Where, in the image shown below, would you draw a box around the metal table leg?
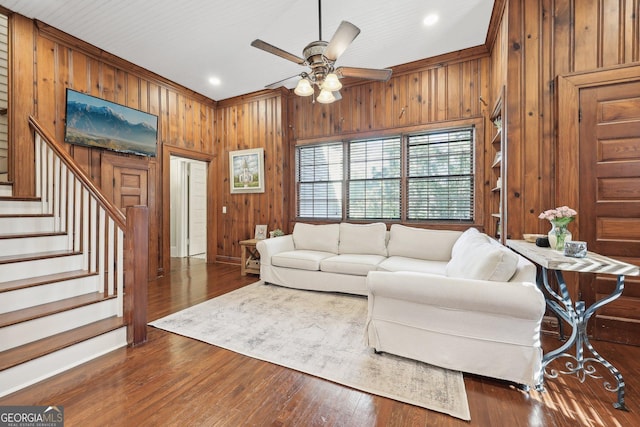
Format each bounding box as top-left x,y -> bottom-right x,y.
536,268 -> 627,411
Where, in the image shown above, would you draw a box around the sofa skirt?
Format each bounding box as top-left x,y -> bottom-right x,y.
365,308 -> 543,387
260,265 -> 369,296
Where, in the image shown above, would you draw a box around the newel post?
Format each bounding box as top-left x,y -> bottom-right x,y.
125,205 -> 149,346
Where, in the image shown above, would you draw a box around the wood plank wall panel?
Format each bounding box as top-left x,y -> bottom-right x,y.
10,16 -> 216,278
288,51 -> 491,231
214,93 -> 287,263
9,14 -> 35,196
291,56 -> 489,141
499,0 -> 640,240
496,0 -> 640,343
8,0 -> 637,279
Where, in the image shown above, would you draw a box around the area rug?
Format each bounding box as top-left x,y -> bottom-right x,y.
149,281 -> 470,420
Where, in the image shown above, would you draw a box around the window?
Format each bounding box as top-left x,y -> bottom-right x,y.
407,129 -> 474,220
295,126 -> 476,222
348,137 -> 401,219
296,143 -> 343,218
0,13 -> 7,180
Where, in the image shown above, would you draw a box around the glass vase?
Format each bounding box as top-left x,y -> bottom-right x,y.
548,223 -> 572,251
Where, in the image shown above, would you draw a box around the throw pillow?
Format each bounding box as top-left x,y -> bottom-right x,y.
386,224 -> 462,261
338,222 -> 388,256
451,227 -> 484,258
292,223 -> 340,253
446,240 -> 519,282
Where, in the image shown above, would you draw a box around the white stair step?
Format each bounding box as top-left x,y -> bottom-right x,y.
0,326 -> 126,398
0,199 -> 43,215
0,232 -> 69,256
0,215 -> 56,233
0,251 -> 83,282
0,296 -> 119,352
0,272 -> 100,314
0,183 -> 10,197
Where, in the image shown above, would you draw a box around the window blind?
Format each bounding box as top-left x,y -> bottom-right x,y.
296,143 -> 343,218
407,129 -> 474,220
347,137 -> 401,219
294,126 -> 476,222
0,14 -> 7,177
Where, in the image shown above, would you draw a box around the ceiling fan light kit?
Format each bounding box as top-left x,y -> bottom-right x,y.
322,73 -> 342,91
316,89 -> 336,104
251,0 -> 392,104
294,77 -> 314,96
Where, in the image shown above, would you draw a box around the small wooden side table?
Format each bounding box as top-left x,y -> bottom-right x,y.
239,239 -> 261,276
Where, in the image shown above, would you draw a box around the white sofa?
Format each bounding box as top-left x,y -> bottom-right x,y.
256,222 -> 546,386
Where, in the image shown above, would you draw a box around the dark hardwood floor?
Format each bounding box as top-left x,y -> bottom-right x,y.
1,259 -> 639,426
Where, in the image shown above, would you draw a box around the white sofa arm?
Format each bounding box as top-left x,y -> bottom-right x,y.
367,271 -> 545,321
256,235 -> 295,266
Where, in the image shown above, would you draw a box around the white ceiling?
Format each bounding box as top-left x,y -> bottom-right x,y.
0,0 -> 495,101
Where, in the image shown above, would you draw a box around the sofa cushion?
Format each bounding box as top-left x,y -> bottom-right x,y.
377,256 -> 448,275
338,222 -> 388,256
446,240 -> 519,282
271,250 -> 336,271
292,223 -> 340,253
320,254 -> 386,276
451,227 -> 485,258
386,224 -> 462,261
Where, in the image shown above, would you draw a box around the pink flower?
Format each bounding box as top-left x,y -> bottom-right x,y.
538,206 -> 577,226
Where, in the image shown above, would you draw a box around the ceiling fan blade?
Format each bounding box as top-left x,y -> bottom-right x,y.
265,74 -> 301,89
323,21 -> 360,61
251,39 -> 306,65
335,66 -> 393,81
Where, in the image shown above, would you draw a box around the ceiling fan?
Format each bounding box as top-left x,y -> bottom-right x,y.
250,0 -> 392,104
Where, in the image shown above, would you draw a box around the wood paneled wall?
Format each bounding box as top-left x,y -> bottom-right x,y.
214,92 -> 288,262
288,48 -> 493,231
500,0 -> 640,239
498,0 -> 640,343
9,15 -> 216,277
7,1 -> 639,279
291,48 -> 490,141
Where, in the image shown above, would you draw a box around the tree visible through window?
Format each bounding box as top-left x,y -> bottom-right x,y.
296,143 -> 343,218
295,126 -> 475,222
348,137 -> 401,219
407,129 -> 474,220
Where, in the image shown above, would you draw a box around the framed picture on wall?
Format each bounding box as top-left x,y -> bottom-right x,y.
229,148 -> 265,194
64,89 -> 158,157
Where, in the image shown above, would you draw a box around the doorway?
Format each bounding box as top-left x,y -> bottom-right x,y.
170,156 -> 208,259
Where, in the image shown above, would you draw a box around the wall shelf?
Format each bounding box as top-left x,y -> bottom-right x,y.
489,87 -> 506,242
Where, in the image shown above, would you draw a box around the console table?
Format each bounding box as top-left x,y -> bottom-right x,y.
507,240 -> 639,410
239,239 -> 261,276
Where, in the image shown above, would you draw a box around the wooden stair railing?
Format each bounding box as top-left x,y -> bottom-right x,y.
28,115 -> 148,346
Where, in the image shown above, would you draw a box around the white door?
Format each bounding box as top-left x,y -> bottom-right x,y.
187,161 -> 207,256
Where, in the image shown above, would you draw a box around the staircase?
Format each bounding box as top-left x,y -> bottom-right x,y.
0,116 -> 148,398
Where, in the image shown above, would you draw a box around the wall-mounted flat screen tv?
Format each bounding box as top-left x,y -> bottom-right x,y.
64,89 -> 158,157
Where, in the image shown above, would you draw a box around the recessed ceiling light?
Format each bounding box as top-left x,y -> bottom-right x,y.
209,76 -> 222,86
423,14 -> 439,26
